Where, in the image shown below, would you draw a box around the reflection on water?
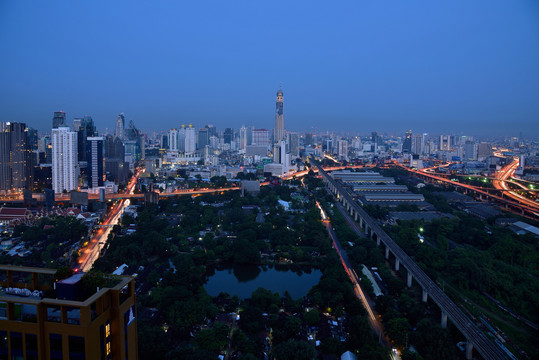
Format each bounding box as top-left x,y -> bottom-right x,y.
204,264 -> 322,299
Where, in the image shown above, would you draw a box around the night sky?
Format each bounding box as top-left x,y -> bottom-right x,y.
1,0 -> 538,136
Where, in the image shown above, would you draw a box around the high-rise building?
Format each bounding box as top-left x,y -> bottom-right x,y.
168,129 -> 179,151
463,140 -> 477,161
87,137 -> 104,189
412,134 -> 425,155
0,122 -> 33,192
305,133 -> 313,146
0,265 -> 138,360
439,135 -> 451,151
402,130 -> 412,153
252,129 -> 269,147
73,116 -> 97,162
288,133 -> 299,157
185,125 -> 196,153
337,139 -> 348,160
52,111 -> 66,129
161,134 -> 169,150
274,89 -> 285,143
52,127 -> 78,193
239,126 -> 252,151
115,113 -> 126,140
178,125 -> 186,152
197,128 -> 209,149
223,128 -> 234,144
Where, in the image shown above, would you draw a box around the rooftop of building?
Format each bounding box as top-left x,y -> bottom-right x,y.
0,265 -> 133,307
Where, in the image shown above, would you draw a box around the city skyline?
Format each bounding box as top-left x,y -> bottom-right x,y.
1,1 -> 538,136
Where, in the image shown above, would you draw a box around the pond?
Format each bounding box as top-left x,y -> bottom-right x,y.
204,264 -> 322,299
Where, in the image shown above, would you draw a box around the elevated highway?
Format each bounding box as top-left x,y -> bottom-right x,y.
314,161 -> 508,360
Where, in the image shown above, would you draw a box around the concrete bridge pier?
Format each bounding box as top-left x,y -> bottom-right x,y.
407,271 -> 412,287
359,217 -> 364,230
376,236 -> 380,246
422,289 -> 428,302
354,212 -> 358,222
385,247 -> 390,260
466,341 -> 473,360
441,312 -> 448,328
395,259 -> 400,271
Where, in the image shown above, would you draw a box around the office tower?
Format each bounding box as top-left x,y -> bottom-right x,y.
168,129 -> 179,151
337,139 -> 348,160
274,89 -> 285,143
159,134 -> 168,149
0,122 -> 34,191
115,113 -> 126,140
197,128 -> 209,149
52,111 -> 66,129
239,126 -> 252,151
412,134 -> 424,155
464,140 -> 477,161
305,133 -> 313,146
209,135 -> 219,149
252,129 -> 269,147
288,133 -> 299,157
27,128 -> 38,151
402,130 -> 412,153
178,125 -> 186,152
0,265 -> 138,360
87,137 -> 104,189
223,128 -> 234,144
477,143 -> 493,160
439,135 -> 451,151
52,127 -> 78,193
205,124 -> 217,138
104,135 -> 128,184
371,131 -> 381,146
185,124 -> 196,153
73,116 -> 97,162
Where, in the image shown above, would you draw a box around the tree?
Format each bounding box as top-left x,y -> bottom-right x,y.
272,339 -> 316,360
385,317 -> 410,349
303,309 -> 320,325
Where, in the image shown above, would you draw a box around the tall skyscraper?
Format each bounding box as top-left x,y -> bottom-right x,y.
52,127 -> 78,193
185,125 -> 196,153
168,129 -> 179,151
439,135 -> 451,151
197,128 -> 209,149
274,88 -> 285,143
87,137 -> 104,189
337,139 -> 348,160
402,130 -> 412,153
412,134 -> 425,155
223,128 -> 234,144
252,129 -> 269,147
288,133 -> 299,157
115,113 -> 126,140
239,126 -> 252,151
0,122 -> 33,191
73,116 -> 97,162
52,111 -> 66,129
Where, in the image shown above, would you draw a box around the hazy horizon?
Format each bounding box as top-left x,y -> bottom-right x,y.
1,0 -> 538,136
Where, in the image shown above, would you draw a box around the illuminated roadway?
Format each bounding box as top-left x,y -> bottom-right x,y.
492,158 -> 539,210
315,161 -> 508,360
74,169 -> 142,272
316,201 -> 400,359
394,161 -> 539,219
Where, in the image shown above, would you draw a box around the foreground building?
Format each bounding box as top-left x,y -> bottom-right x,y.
0,265 -> 137,360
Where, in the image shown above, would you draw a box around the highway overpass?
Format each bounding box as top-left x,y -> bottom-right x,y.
313,161 -> 508,360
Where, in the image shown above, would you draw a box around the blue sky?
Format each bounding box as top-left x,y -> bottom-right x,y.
0,0 -> 538,136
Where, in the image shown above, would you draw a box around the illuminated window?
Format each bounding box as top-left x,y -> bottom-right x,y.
105,323 -> 111,338
106,342 -> 111,355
